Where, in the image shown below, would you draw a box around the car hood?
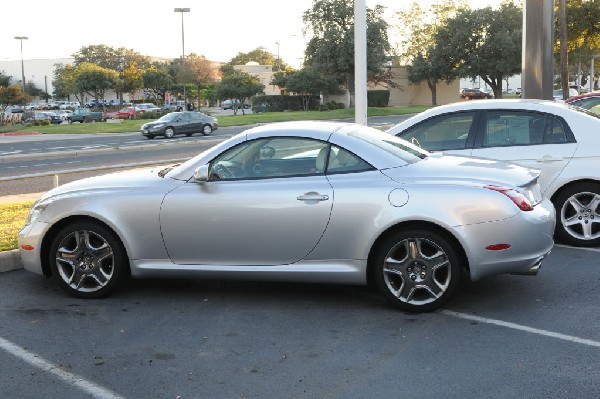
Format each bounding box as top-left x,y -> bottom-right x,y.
381,154 -> 540,188
37,167 -> 178,202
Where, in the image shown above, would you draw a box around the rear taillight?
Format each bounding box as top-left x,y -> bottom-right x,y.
485,185 -> 534,212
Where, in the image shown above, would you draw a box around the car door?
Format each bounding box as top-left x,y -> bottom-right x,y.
397,111 -> 479,156
160,137 -> 334,266
470,110 -> 577,193
176,112 -> 193,134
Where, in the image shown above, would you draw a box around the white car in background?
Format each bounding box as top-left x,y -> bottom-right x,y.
388,99 -> 600,247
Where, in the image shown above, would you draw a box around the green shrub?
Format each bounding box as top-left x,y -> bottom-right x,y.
251,95 -> 321,112
367,90 -> 390,107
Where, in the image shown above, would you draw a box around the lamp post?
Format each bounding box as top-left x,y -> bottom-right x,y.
174,8 -> 190,111
14,36 -> 28,91
591,55 -> 600,93
275,42 -> 280,71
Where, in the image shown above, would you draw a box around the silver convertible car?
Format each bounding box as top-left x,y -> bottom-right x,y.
19,121 -> 555,312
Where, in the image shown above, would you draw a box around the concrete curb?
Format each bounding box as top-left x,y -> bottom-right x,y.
0,250 -> 23,273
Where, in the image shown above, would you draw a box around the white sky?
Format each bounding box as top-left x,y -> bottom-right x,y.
2,0 -> 503,68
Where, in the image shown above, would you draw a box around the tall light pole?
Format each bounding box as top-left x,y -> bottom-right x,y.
14,36 -> 28,91
174,8 -> 190,111
275,42 -> 280,71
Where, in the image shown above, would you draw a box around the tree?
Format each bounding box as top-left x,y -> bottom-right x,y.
52,63 -> 82,102
74,63 -> 119,106
281,69 -> 338,111
302,0 -> 393,92
72,45 -> 151,72
396,0 -> 467,105
220,47 -> 289,76
120,62 -> 145,103
143,66 -> 174,102
435,2 -> 522,98
0,70 -> 11,87
214,72 -> 265,115
178,53 -> 220,107
0,84 -> 30,105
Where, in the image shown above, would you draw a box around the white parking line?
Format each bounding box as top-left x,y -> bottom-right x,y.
0,336 -> 124,399
554,244 -> 600,252
441,310 -> 600,348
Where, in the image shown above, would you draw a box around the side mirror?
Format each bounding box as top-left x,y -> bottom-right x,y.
193,164 -> 210,183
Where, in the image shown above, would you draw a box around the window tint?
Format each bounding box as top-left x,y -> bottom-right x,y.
210,137 -> 328,180
483,111 -> 567,147
327,145 -> 373,174
400,112 -> 475,151
572,97 -> 600,110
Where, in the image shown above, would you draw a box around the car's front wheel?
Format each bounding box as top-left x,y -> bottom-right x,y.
164,127 -> 175,138
553,182 -> 600,247
202,124 -> 213,136
373,229 -> 461,312
49,221 -> 129,298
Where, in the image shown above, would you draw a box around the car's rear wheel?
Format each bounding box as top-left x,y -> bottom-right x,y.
202,125 -> 213,136
185,133 -> 193,137
49,221 -> 129,299
553,182 -> 600,247
374,229 -> 461,312
164,127 -> 175,138
146,134 -> 155,139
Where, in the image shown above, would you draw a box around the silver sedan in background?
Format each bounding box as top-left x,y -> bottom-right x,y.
19,121 -> 555,312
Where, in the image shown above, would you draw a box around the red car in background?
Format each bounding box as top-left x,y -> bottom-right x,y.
116,107 -> 140,119
564,92 -> 600,113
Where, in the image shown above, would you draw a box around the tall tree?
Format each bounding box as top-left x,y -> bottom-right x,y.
396,0 -> 467,104
143,65 -> 174,102
178,53 -> 220,106
0,84 -> 30,105
72,45 -> 151,72
214,72 -> 265,115
435,2 -> 522,98
74,63 -> 119,106
302,0 -> 393,92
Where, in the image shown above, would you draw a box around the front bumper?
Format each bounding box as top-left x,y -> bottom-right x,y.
18,220 -> 50,275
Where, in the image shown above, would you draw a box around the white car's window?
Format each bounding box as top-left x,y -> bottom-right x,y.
400,112 -> 476,151
483,111 -> 567,147
210,137 -> 328,180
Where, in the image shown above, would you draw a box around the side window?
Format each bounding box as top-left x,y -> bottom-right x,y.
210,137 -> 328,181
483,111 -> 554,147
543,116 -> 567,144
327,145 -> 374,174
400,112 -> 475,151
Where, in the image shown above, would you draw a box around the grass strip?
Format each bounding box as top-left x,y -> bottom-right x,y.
0,201 -> 34,252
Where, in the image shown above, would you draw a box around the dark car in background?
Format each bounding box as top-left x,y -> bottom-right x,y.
141,111 -> 218,139
460,88 -> 493,100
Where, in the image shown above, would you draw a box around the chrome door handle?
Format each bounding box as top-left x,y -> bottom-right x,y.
297,192 -> 329,201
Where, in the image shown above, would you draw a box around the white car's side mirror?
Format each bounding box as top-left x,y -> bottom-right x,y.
193,164 -> 210,183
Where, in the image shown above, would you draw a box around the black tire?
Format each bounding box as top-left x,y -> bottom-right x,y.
48,221 -> 129,299
202,124 -> 213,136
164,127 -> 175,138
147,134 -> 155,140
553,182 -> 600,247
185,132 -> 193,137
373,229 -> 461,312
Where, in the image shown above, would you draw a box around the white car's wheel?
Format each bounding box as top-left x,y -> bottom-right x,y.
554,183 -> 600,247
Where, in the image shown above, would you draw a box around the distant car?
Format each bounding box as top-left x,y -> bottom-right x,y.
19,121 -> 555,312
3,105 -> 24,114
56,110 -> 73,120
387,99 -> 600,247
59,101 -> 80,109
116,107 -> 139,119
25,111 -> 62,124
460,88 -> 493,100
135,103 -> 161,113
221,99 -> 250,110
141,111 -> 218,139
564,92 -> 600,112
553,88 -> 579,102
251,103 -> 270,113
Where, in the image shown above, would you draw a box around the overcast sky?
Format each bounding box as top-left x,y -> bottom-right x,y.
2,0 -> 503,68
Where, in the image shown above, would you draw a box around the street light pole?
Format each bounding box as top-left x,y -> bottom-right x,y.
174,8 -> 190,111
14,36 -> 28,91
591,55 -> 599,93
275,42 -> 280,71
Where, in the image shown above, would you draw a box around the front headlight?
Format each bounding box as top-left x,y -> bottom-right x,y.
24,199 -> 53,227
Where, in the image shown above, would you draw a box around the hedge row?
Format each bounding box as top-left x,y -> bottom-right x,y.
250,95 -> 321,112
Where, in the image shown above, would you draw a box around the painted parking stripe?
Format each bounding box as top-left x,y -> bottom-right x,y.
441,310 -> 600,348
0,336 -> 124,399
554,244 -> 600,253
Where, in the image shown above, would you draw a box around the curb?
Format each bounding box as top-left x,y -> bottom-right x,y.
0,250 -> 23,273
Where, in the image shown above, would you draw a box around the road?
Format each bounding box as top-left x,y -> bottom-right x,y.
0,116 -> 409,195
1,245 -> 599,398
